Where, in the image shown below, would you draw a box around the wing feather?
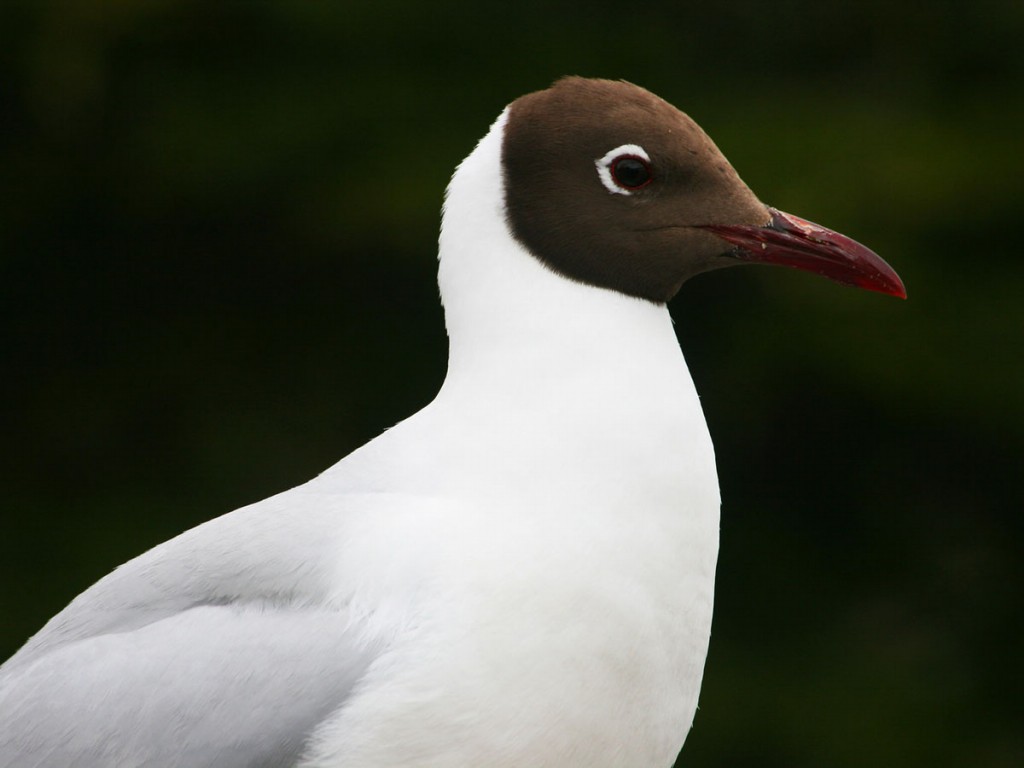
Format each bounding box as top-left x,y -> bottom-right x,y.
0,604 -> 376,768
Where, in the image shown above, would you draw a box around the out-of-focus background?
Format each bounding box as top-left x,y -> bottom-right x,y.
1,1 -> 1021,765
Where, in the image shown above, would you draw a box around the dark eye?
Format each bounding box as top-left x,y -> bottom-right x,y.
595,144 -> 652,195
611,155 -> 652,190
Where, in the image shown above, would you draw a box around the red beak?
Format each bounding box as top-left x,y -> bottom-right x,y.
700,207 -> 906,299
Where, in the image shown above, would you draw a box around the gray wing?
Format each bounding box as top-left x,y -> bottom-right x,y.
0,603 -> 376,768
0,483 -> 382,768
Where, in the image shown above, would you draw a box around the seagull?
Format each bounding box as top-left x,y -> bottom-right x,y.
0,77 -> 904,767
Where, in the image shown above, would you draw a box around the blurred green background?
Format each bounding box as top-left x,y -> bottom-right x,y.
1,1 -> 1021,765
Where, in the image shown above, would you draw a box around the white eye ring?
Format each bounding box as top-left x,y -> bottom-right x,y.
595,143 -> 651,195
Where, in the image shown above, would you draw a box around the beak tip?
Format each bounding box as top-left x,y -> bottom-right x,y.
875,266 -> 908,300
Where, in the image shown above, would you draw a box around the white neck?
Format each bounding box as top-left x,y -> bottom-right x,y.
433,110 -> 718,510
439,111 -> 674,388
